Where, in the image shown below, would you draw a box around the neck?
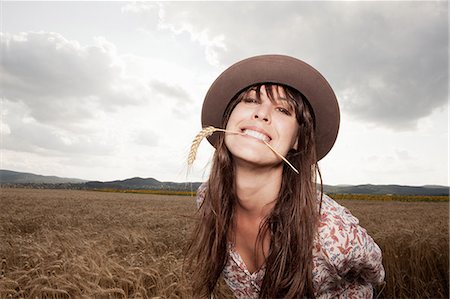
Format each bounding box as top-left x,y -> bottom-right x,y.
234,162 -> 283,218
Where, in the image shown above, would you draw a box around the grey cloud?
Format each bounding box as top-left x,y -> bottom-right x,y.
2,100 -> 114,156
149,79 -> 194,117
135,2 -> 447,130
2,32 -> 116,98
3,114 -> 112,157
0,31 -> 186,158
149,80 -> 191,102
1,32 -> 149,127
172,105 -> 189,119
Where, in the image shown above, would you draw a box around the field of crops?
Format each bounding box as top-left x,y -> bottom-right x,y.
0,188 -> 448,298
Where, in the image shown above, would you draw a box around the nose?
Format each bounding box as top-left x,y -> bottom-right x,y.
253,104 -> 271,123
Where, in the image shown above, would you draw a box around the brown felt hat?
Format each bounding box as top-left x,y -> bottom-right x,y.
201,54 -> 340,161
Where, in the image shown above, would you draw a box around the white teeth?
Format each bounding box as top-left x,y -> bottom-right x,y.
243,129 -> 270,142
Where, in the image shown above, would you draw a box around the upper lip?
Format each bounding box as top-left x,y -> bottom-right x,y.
240,125 -> 272,141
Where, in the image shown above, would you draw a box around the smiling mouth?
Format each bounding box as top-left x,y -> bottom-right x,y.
242,129 -> 271,143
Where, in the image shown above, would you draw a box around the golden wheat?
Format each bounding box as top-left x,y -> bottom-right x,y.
187,126 -> 226,166
0,188 -> 448,298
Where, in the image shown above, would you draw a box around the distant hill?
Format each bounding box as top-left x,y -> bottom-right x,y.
1,169 -> 448,196
323,184 -> 449,196
84,177 -> 201,191
0,169 -> 87,184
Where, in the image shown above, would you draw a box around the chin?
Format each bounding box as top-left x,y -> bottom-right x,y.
228,146 -> 271,165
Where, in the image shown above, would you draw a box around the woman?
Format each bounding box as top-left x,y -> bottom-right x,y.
186,55 -> 385,298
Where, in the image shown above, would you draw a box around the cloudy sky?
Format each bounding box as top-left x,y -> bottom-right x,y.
1,1 -> 448,186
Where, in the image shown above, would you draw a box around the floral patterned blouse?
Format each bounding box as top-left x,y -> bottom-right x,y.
196,183 -> 385,299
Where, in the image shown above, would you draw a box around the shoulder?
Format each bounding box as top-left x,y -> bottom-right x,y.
315,192 -> 367,256
195,181 -> 208,208
313,192 -> 385,287
315,193 -> 360,264
318,192 -> 360,227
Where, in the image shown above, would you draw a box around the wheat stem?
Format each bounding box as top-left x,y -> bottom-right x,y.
263,140 -> 300,174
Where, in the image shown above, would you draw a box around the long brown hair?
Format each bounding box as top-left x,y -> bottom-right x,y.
185,83 -> 322,298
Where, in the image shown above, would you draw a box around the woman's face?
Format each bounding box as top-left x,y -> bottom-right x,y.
225,85 -> 299,168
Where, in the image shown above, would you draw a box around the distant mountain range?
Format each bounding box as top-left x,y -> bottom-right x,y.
0,169 -> 87,184
83,177 -> 201,191
1,169 -> 448,196
322,184 -> 448,196
0,170 -> 200,191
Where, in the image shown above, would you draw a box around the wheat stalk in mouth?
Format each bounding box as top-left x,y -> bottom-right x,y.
188,126 -> 299,175
263,140 -> 299,174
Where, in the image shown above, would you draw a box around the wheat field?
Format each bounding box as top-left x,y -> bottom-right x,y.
0,188 -> 448,298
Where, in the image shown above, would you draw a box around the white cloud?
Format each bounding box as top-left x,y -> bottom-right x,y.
123,2 -> 227,66
1,99 -> 113,155
0,31 -> 193,161
1,32 -> 154,126
320,106 -> 448,186
134,128 -> 160,147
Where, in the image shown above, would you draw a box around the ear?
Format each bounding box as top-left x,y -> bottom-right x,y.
292,138 -> 298,150
292,126 -> 299,150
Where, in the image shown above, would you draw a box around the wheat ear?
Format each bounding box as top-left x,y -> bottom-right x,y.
263,140 -> 300,175
188,126 -> 234,166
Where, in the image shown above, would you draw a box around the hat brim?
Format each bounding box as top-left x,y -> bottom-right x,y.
201,54 -> 340,161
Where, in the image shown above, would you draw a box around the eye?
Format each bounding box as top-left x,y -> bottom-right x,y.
276,107 -> 291,116
242,97 -> 259,104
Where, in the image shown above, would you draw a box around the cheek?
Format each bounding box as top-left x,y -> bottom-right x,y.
225,106 -> 247,130
284,123 -> 300,149
225,118 -> 235,132
224,114 -> 238,148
